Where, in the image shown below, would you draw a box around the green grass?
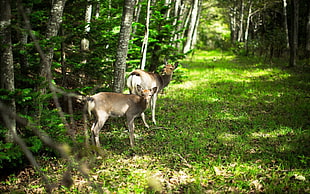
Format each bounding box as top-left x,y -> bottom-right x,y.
2,50 -> 310,193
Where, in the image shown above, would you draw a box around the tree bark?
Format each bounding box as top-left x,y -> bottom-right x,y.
289,0 -> 299,67
244,1 -> 252,55
283,0 -> 289,49
40,0 -> 66,81
229,1 -> 238,43
140,0 -> 151,70
113,0 -> 135,93
81,0 -> 92,64
0,0 -> 16,141
18,5 -> 32,75
183,0 -> 200,53
237,0 -> 244,42
306,1 -> 310,64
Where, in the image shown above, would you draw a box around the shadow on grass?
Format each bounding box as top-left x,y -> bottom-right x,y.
90,55 -> 309,192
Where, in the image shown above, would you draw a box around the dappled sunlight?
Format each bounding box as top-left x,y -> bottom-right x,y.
188,50 -> 236,62
217,132 -> 239,142
250,126 -> 296,139
242,68 -> 291,81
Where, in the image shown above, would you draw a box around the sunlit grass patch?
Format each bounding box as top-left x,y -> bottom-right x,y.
5,50 -> 309,193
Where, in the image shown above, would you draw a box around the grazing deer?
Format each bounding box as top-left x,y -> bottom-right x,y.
127,62 -> 178,125
86,85 -> 157,147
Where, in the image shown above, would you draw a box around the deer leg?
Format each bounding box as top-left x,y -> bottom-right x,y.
91,113 -> 108,147
141,112 -> 149,128
127,116 -> 136,147
90,122 -> 97,145
151,93 -> 158,125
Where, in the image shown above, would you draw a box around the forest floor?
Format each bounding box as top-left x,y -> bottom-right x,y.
1,50 -> 310,193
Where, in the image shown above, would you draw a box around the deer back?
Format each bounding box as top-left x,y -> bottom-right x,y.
88,92 -> 146,117
128,70 -> 163,93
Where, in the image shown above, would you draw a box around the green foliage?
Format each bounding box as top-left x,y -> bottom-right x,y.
129,0 -> 187,71
2,50 -> 309,193
0,140 -> 24,169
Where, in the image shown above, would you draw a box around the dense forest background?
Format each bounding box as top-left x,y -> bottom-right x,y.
0,0 -> 309,191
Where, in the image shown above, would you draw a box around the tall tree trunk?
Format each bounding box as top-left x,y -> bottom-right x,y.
283,0 -> 289,49
237,0 -> 244,42
132,0 -> 141,36
60,26 -> 67,87
172,0 -> 181,46
18,5 -> 32,75
0,0 -> 16,141
40,0 -> 66,81
140,0 -> 151,70
113,0 -> 135,93
244,1 -> 252,56
306,1 -> 310,64
229,1 -> 238,43
183,0 -> 200,53
175,1 -> 187,50
81,1 -> 92,64
164,0 -> 171,19
191,0 -> 201,50
289,0 -> 299,67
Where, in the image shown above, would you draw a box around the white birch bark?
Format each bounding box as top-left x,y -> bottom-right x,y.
283,0 -> 289,49
237,0 -> 244,42
244,1 -> 252,43
81,1 -> 92,65
183,0 -> 199,53
140,0 -> 151,70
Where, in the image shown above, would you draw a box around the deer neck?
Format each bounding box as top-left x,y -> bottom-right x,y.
137,97 -> 148,110
159,74 -> 173,89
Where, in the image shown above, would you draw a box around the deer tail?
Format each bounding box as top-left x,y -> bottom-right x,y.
127,72 -> 142,94
86,97 -> 95,116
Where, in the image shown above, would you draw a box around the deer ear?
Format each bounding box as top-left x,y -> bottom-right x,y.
137,85 -> 142,92
152,87 -> 158,94
174,62 -> 179,69
164,59 -> 168,65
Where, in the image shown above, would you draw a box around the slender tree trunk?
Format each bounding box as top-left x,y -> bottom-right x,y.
181,4 -> 191,47
244,1 -> 252,56
175,1 -> 186,50
60,26 -> 67,87
18,5 -> 32,75
237,0 -> 244,42
183,0 -> 199,53
0,0 -> 16,141
95,1 -> 100,18
164,0 -> 171,19
289,0 -> 299,67
191,0 -> 201,50
229,1 -> 238,43
140,0 -> 151,70
40,0 -> 66,81
113,0 -> 135,93
172,0 -> 181,45
283,0 -> 289,49
81,1 -> 92,64
132,0 -> 141,36
306,2 -> 310,64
